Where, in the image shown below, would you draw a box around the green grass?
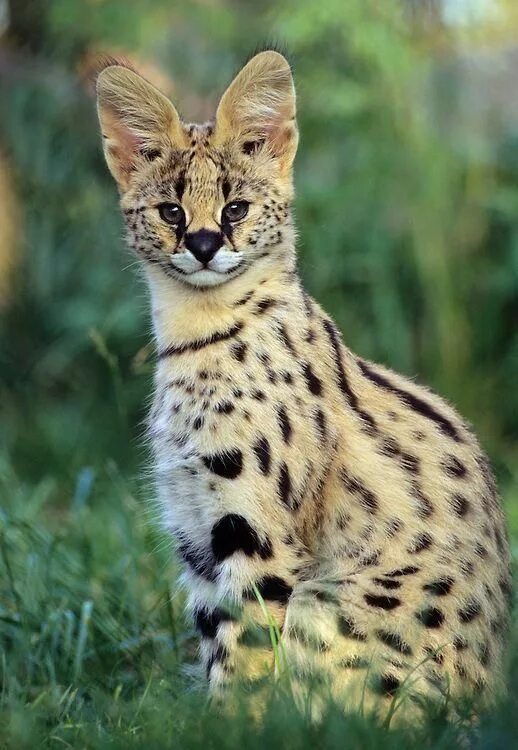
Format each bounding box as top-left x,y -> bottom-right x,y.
0,457 -> 517,748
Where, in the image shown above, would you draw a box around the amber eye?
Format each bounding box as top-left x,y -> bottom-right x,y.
222,201 -> 250,223
158,203 -> 184,225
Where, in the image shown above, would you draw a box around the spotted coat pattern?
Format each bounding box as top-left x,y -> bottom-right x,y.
96,53 -> 511,720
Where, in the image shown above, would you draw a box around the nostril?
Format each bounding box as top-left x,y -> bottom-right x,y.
185,230 -> 222,265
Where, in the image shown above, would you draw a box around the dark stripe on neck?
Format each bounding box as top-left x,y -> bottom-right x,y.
158,322 -> 244,358
322,319 -> 377,434
356,359 -> 463,443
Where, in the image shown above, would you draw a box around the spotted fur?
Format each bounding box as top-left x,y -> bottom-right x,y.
96,51 -> 511,720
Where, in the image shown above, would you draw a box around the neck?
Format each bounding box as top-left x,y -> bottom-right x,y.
146,245 -> 297,353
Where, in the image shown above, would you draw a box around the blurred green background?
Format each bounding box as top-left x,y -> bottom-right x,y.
0,1 -> 517,747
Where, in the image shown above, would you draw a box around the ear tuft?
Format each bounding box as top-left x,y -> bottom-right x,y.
89,55 -> 139,91
215,51 -> 298,172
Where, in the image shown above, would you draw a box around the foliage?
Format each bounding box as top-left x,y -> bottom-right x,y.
0,0 -> 516,745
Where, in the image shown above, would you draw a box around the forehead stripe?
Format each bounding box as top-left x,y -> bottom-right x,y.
222,177 -> 231,200
175,171 -> 186,201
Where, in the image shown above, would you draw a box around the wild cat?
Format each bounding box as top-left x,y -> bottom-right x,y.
95,50 -> 510,719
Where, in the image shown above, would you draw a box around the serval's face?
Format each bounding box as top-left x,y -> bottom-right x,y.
96,52 -> 298,288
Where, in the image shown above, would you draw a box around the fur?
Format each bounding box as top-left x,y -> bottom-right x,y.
96,51 -> 511,719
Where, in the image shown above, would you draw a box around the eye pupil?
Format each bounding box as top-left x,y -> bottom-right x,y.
223,200 -> 249,222
158,203 -> 184,225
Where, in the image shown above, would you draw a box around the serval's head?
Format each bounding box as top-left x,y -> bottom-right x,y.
96,52 -> 298,289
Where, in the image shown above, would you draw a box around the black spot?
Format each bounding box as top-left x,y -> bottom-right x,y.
340,468 -> 378,514
277,405 -> 292,444
453,636 -> 468,651
253,436 -> 271,475
494,527 -> 506,554
400,453 -> 420,473
498,576 -> 513,603
477,641 -> 491,667
277,323 -> 297,356
230,341 -> 247,362
278,462 -> 292,508
441,455 -> 468,479
341,655 -> 370,669
408,533 -> 433,554
314,589 -> 341,605
338,616 -> 367,641
301,362 -> 323,396
373,674 -> 400,697
255,298 -> 276,314
300,286 -> 314,316
286,625 -> 329,651
357,358 -> 462,442
460,559 -> 475,577
424,646 -> 444,665
314,409 -> 327,441
373,577 -> 401,590
411,482 -> 434,518
234,290 -> 254,307
178,543 -> 216,581
194,607 -> 233,638
202,449 -> 243,479
386,566 -> 420,576
458,600 -> 482,623
416,607 -> 445,628
252,389 -> 266,401
211,513 -> 273,562
361,550 -> 380,567
206,644 -> 229,677
454,662 -> 469,681
364,593 -> 401,610
379,437 -> 400,457
215,401 -> 234,415
376,630 -> 412,655
423,578 -> 454,596
246,576 -> 292,603
159,322 -> 244,358
386,518 -> 403,537
193,416 -> 204,430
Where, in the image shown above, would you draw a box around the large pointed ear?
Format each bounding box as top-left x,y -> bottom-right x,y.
215,51 -> 298,173
96,65 -> 185,191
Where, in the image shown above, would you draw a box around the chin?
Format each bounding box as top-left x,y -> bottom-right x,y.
183,269 -> 231,288
169,267 -> 246,289
169,257 -> 248,289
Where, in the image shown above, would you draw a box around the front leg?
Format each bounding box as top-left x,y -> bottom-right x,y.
183,509 -> 301,691
167,438 -> 306,689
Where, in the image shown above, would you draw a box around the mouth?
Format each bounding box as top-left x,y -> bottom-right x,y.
168,252 -> 246,287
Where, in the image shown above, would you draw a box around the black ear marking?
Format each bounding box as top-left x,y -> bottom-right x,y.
140,148 -> 161,161
242,139 -> 264,155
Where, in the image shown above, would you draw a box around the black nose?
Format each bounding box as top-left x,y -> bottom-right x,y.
185,230 -> 223,265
